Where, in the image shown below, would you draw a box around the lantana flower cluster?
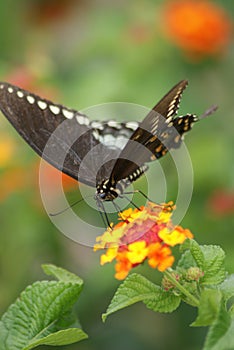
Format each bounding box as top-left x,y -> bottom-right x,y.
163,0 -> 232,59
94,202 -> 193,280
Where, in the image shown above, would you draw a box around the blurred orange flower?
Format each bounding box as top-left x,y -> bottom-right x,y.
5,67 -> 36,91
5,66 -> 59,100
0,167 -> 27,202
94,202 -> 193,280
162,0 -> 232,59
0,136 -> 16,168
0,134 -> 33,201
0,154 -> 77,203
36,161 -> 77,194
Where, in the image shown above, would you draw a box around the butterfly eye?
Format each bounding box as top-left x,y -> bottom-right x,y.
99,192 -> 107,199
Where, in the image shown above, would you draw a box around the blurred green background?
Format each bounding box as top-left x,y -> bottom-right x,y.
0,0 -> 233,349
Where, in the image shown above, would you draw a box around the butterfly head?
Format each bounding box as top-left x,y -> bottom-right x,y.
96,179 -> 120,202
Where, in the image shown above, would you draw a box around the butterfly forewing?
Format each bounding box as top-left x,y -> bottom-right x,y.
0,82 -> 139,187
151,80 -> 188,119
109,80 -> 189,183
0,83 -> 96,183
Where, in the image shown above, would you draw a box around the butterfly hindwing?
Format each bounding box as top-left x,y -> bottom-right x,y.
90,120 -> 138,150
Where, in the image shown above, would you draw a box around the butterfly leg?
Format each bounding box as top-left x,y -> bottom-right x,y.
123,189 -> 153,202
119,194 -> 141,210
96,198 -> 111,228
112,200 -> 127,221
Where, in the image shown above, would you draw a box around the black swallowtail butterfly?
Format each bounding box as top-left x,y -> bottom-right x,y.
0,80 -> 216,208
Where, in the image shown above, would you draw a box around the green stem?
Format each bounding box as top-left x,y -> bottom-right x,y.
164,269 -> 200,307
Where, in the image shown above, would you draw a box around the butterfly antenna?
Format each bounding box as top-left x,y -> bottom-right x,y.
49,195 -> 93,216
199,105 -> 218,119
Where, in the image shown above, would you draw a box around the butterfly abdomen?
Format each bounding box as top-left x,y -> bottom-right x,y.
96,164 -> 148,202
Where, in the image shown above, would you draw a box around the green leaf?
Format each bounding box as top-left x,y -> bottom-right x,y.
42,264 -> 83,285
200,245 -> 226,285
0,268 -> 87,349
191,289 -> 222,327
179,238 -> 192,252
218,274 -> 234,302
177,250 -> 196,269
178,244 -> 226,286
230,304 -> 234,316
177,239 -> 204,269
102,273 -> 180,321
190,240 -> 205,268
24,328 -> 88,349
144,288 -> 181,313
203,300 -> 231,350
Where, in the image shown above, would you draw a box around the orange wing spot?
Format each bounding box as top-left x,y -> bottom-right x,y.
178,118 -> 183,125
134,134 -> 141,140
149,135 -> 157,142
155,145 -> 163,153
174,135 -> 181,143
161,132 -> 169,139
